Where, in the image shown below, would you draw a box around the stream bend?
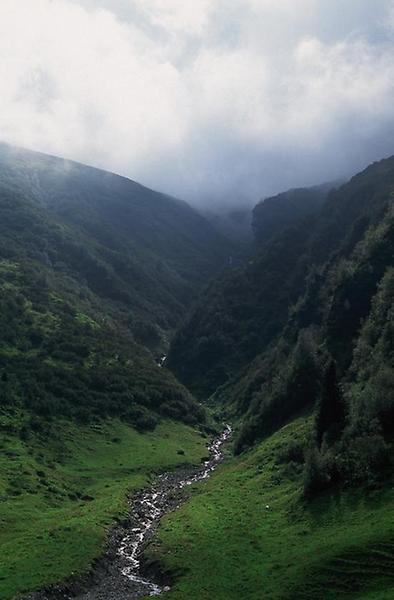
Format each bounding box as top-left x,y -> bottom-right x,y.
23,426 -> 232,600
117,424 -> 232,597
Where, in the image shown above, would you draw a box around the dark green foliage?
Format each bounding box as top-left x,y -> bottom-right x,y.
0,145 -> 234,428
234,330 -> 323,453
171,157 -> 394,403
315,360 -> 345,447
252,183 -> 333,245
170,156 -> 394,490
324,266 -> 394,487
0,143 -> 233,341
168,219 -> 314,398
303,447 -> 332,496
347,266 -> 394,436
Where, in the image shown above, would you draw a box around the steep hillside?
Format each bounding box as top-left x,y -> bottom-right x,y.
168,157 -> 394,484
202,208 -> 253,244
232,159 -> 394,458
168,183 -> 334,398
168,222 -> 312,398
0,144 -> 233,340
252,183 -> 333,246
0,145 -> 237,428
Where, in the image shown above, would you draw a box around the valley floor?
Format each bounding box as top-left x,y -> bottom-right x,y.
145,417 -> 394,600
0,413 -> 208,599
1,413 -> 393,600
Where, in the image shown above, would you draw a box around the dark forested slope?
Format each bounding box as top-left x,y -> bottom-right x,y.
0,144 -> 232,334
0,145 -> 233,428
252,182 -> 333,246
168,183 -> 334,398
168,157 -> 394,488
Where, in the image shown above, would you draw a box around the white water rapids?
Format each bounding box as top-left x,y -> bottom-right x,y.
118,425 -> 232,596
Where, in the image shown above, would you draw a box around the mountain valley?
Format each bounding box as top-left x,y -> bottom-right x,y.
0,148 -> 393,600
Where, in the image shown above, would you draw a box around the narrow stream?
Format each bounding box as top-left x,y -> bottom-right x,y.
118,424 -> 232,597
24,426 -> 232,600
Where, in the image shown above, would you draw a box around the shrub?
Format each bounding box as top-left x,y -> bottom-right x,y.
303,446 -> 332,497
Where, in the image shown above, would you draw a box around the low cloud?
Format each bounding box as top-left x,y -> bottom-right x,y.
1,0 -> 394,208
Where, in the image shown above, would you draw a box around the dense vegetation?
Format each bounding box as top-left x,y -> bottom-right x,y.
168,184 -> 333,398
0,144 -> 233,335
0,144 -> 233,428
252,183 -> 332,245
168,157 -> 394,491
1,145 -> 393,599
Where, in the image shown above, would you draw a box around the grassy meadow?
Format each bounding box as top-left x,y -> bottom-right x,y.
146,417 -> 394,600
0,413 -> 208,599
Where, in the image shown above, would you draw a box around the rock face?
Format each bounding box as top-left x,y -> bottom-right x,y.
23,426 -> 232,600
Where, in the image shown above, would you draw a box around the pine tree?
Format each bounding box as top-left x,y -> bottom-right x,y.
316,359 -> 345,446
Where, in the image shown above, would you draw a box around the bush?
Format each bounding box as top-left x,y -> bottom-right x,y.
277,438 -> 305,465
303,446 -> 333,497
315,360 -> 345,447
336,432 -> 390,485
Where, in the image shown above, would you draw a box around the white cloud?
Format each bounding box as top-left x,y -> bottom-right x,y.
0,0 -> 394,207
139,0 -> 214,35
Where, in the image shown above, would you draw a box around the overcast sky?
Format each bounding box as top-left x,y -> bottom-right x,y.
1,1 -> 394,208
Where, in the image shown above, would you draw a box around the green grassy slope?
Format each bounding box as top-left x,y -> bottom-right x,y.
0,413 -> 208,599
146,417 -> 394,600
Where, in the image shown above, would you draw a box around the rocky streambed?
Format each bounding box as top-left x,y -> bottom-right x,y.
24,425 -> 232,600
